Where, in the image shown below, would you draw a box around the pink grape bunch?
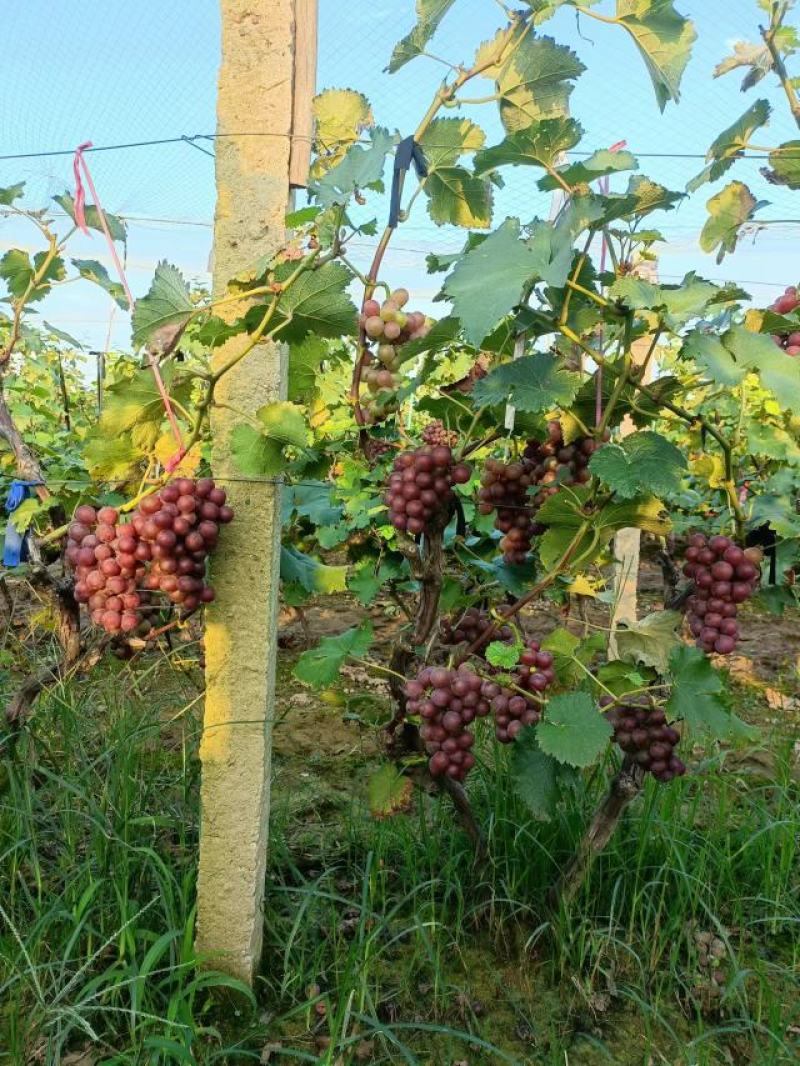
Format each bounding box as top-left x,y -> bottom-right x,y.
602,696 -> 686,783
682,533 -> 761,655
477,459 -> 542,565
359,287 -> 432,422
768,285 -> 800,356
439,606 -> 514,655
421,419 -> 458,448
482,638 -> 555,743
404,665 -> 490,780
522,421 -> 604,510
384,445 -> 471,536
67,477 -> 233,635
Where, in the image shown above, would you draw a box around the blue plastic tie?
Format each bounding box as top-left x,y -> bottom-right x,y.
3,479 -> 44,567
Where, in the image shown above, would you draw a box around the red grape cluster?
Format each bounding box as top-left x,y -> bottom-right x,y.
421,419 -> 458,448
404,665 -> 490,780
67,478 -> 233,635
522,421 -> 601,509
482,639 -> 554,742
477,460 -> 541,564
602,697 -> 686,783
682,533 -> 760,655
359,288 -> 432,422
384,446 -> 470,536
768,285 -> 800,356
439,606 -> 513,653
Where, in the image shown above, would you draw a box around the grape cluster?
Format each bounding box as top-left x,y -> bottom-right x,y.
67,478 -> 233,635
384,446 -> 470,536
522,421 -> 601,509
477,460 -> 541,565
421,419 -> 458,448
768,285 -> 800,356
404,665 -> 489,781
359,288 -> 432,422
603,697 -> 686,782
682,533 -> 761,655
439,606 -> 513,653
483,639 -> 554,743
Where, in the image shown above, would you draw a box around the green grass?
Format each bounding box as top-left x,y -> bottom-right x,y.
0,650 -> 798,1065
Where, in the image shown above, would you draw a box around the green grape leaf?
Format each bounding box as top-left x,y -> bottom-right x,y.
687,100 -> 772,192
289,481 -> 344,525
700,181 -> 762,263
230,401 -> 308,477
82,436 -> 143,482
588,431 -> 687,498
609,271 -> 726,328
614,610 -> 683,675
311,127 -> 394,206
537,691 -> 613,767
667,645 -> 754,739
348,564 -> 384,606
368,764 -> 415,819
132,261 -> 193,349
293,621 -> 374,688
43,321 -> 84,348
615,0 -> 697,111
192,315 -> 243,348
424,166 -> 493,228
280,545 -> 348,594
53,191 -> 127,243
486,640 -> 522,668
494,33 -> 585,131
0,249 -> 65,302
683,325 -> 800,412
419,117 -> 485,168
597,174 -> 684,224
538,148 -> 638,191
471,353 -> 580,412
764,139 -> 800,189
511,729 -> 567,821
272,261 -> 357,342
86,365 -> 192,461
388,0 -> 457,72
473,117 -> 583,176
72,258 -> 129,309
288,335 -> 328,401
311,89 -> 373,178
0,182 -> 25,206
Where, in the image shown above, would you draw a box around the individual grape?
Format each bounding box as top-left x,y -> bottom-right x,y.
384,445 -> 470,537
603,697 -> 686,783
404,664 -> 488,781
483,637 -> 554,743
477,459 -> 540,565
681,532 -> 758,656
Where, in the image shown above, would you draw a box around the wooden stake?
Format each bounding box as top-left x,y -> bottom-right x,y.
196,0 -> 306,984
289,0 -> 318,189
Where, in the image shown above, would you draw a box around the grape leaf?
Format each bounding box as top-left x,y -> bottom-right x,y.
311,127 -> 395,207
597,174 -> 684,223
43,321 -> 84,348
471,353 -> 580,413
667,645 -> 754,739
683,325 -> 800,412
615,0 -> 697,111
714,39 -> 771,89
700,181 -> 762,263
764,139 -> 800,189
511,729 -> 563,821
82,436 -> 143,481
288,481 -> 344,525
311,88 -> 373,178
0,249 -> 65,302
609,271 -> 726,328
368,764 -> 415,819
538,148 -> 638,191
272,262 -> 357,342
280,545 -> 348,594
132,262 -> 193,349
486,640 -> 522,668
54,191 -> 127,243
72,258 -> 129,309
614,610 -> 683,675
419,117 -> 485,168
687,100 -> 772,192
86,365 -> 192,460
424,166 -> 493,228
494,33 -> 585,131
0,182 -> 25,206
230,401 -> 308,477
537,692 -> 613,767
588,431 -> 687,498
387,0 -> 457,72
293,621 -> 374,688
473,117 -> 583,176
288,335 -> 328,401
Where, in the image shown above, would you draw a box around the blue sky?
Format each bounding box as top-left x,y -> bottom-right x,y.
1,1 -> 799,352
